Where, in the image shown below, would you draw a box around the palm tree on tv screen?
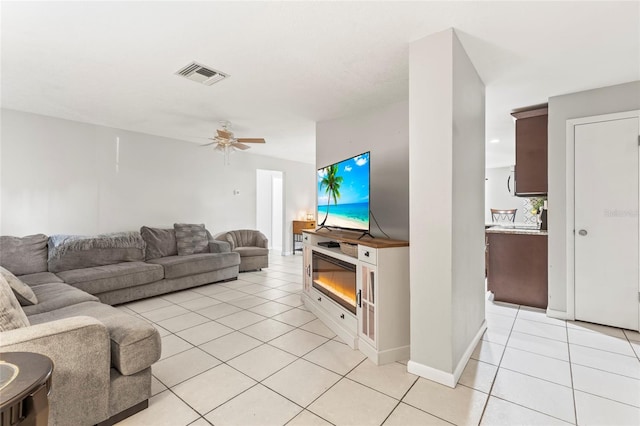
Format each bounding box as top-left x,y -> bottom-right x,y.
319,165 -> 343,226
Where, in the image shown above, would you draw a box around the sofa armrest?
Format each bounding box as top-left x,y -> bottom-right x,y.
0,316 -> 111,425
209,240 -> 231,253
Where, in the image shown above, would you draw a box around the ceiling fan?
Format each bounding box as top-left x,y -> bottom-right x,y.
201,120 -> 265,164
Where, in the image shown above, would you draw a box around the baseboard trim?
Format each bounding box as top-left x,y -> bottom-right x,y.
546,308 -> 571,320
408,320 -> 487,389
359,340 -> 410,365
407,360 -> 456,388
452,320 -> 487,384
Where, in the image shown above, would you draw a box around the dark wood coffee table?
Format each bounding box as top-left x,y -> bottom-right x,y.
0,352 -> 53,426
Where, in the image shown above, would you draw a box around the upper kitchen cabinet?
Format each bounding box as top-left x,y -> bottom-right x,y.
511,106 -> 548,196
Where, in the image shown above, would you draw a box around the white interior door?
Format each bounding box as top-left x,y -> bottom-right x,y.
574,116 -> 639,330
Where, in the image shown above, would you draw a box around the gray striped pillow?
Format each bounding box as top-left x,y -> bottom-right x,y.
0,266 -> 38,306
174,223 -> 209,256
0,275 -> 30,331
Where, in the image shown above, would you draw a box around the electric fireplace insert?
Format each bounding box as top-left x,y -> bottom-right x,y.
312,251 -> 357,314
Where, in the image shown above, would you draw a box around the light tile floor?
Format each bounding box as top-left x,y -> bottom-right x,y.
116,253 -> 640,426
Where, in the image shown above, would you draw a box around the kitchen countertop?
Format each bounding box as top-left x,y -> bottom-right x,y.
485,224 -> 548,236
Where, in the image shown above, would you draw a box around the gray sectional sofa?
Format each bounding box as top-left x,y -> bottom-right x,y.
0,226 -> 242,425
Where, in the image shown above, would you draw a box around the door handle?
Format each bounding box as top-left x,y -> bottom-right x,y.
578,229 -> 588,236
507,175 -> 512,193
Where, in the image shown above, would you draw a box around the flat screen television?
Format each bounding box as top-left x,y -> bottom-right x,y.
317,151 -> 370,232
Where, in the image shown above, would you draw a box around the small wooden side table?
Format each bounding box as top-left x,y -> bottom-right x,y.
293,220 -> 316,254
0,352 -> 53,426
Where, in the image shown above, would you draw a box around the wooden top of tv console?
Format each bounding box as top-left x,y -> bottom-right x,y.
302,229 -> 409,249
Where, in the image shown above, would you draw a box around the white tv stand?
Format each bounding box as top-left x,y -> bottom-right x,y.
301,229 -> 410,365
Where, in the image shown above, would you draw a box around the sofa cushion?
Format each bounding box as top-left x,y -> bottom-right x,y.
22,282 -> 100,316
0,234 -> 48,275
147,252 -> 240,279
140,227 -> 177,260
234,246 -> 270,257
48,232 -> 146,273
17,272 -> 64,287
0,275 -> 30,331
0,266 -> 38,305
56,262 -> 164,295
28,301 -> 161,376
174,223 -> 209,256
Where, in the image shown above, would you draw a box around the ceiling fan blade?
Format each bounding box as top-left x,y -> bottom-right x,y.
232,142 -> 251,150
217,129 -> 233,139
236,138 -> 266,144
200,141 -> 218,147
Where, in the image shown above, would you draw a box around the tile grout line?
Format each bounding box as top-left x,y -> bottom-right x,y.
477,304 -> 521,424
149,271 -> 355,422
156,263 -> 425,425
136,259 -> 639,426
487,394 -> 578,425
566,321 -> 579,425
567,340 -> 639,358
196,336 -> 352,423
376,376 -> 440,426
154,294 -> 320,364
504,309 -> 586,424
569,361 -> 640,381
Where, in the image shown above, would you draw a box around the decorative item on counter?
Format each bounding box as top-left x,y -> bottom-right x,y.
530,197 -> 547,229
339,242 -> 358,257
530,197 -> 545,215
306,212 -> 315,220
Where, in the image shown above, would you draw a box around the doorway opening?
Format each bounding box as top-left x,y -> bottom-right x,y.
256,169 -> 284,253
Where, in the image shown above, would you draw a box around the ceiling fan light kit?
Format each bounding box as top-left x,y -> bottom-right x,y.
201,120 -> 266,165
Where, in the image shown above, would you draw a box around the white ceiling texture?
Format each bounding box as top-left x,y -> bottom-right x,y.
2,1 -> 638,167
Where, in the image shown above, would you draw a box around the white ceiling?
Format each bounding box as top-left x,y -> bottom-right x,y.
2,1 -> 638,167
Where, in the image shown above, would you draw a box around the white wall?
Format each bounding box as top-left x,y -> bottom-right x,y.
547,81 -> 640,314
316,101 -> 409,240
0,109 -> 315,254
450,31 -> 486,370
409,28 -> 485,385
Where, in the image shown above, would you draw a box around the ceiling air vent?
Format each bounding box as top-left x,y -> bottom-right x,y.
175,61 -> 229,86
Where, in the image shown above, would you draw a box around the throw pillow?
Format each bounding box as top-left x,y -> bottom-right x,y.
0,234 -> 48,276
174,223 -> 209,256
0,266 -> 38,306
0,275 -> 30,331
140,227 -> 178,260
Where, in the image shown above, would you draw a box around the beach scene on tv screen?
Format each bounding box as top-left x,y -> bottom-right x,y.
317,152 -> 370,231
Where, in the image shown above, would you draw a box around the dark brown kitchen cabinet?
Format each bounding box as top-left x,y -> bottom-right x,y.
486,231 -> 548,309
511,106 -> 548,196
